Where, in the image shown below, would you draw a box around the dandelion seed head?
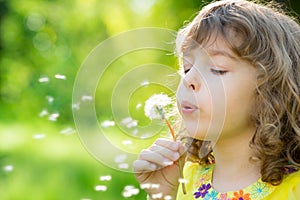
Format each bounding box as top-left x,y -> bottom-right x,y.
144,94 -> 173,120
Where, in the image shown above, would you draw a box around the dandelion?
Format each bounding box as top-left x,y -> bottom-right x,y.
144,93 -> 186,194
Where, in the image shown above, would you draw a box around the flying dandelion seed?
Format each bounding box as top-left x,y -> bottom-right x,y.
54,74 -> 66,80
152,193 -> 163,199
136,103 -> 142,110
121,140 -> 132,145
46,96 -> 54,103
72,103 -> 80,110
39,109 -> 48,117
3,165 -> 14,172
94,185 -> 107,192
132,129 -> 138,135
48,113 -> 60,121
118,163 -> 129,169
81,95 -> 93,101
164,195 -> 173,200
122,185 -> 140,198
33,133 -> 46,140
38,76 -> 49,83
151,184 -> 160,189
140,183 -> 151,189
121,117 -> 138,128
101,120 -> 115,128
60,127 -> 76,135
80,198 -> 91,200
114,154 -> 127,163
140,80 -> 149,86
99,175 -> 112,181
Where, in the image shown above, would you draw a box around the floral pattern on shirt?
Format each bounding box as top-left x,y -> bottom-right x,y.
193,164 -> 275,200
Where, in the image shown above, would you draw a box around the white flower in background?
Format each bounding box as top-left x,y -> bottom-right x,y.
144,93 -> 174,120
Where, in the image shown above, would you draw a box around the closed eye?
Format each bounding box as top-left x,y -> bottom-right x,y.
210,68 -> 228,75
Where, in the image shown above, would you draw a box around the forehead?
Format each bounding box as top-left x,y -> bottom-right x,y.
182,36 -> 238,60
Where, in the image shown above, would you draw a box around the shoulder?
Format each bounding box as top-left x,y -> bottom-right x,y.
265,170 -> 300,199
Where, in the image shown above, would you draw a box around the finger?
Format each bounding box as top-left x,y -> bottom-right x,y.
132,160 -> 156,173
149,144 -> 180,161
139,149 -> 173,167
154,138 -> 180,151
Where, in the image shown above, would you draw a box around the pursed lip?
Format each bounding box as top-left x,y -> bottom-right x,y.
180,100 -> 199,114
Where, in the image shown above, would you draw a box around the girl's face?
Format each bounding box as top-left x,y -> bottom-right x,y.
176,37 -> 257,141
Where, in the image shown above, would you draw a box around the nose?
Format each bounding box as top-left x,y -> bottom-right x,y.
182,68 -> 200,91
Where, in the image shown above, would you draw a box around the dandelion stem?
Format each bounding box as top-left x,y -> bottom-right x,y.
163,118 -> 187,195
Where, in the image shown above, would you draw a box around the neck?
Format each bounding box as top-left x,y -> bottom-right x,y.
211,127 -> 261,192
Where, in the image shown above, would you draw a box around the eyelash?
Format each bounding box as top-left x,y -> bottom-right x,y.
210,68 -> 228,75
183,68 -> 228,75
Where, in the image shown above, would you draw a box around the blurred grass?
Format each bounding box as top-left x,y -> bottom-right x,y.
0,123 -> 147,200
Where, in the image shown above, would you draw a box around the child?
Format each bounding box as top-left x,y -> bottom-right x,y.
133,0 -> 300,199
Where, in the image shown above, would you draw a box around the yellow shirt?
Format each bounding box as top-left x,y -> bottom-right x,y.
176,161 -> 300,200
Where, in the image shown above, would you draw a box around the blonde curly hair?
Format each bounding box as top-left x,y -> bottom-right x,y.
176,0 -> 300,186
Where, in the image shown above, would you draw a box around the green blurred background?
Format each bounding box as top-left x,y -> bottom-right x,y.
0,0 -> 299,199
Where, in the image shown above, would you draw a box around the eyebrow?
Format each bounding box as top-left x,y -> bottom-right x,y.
206,49 -> 238,60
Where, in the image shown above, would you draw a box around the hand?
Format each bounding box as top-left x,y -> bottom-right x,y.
133,138 -> 186,199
